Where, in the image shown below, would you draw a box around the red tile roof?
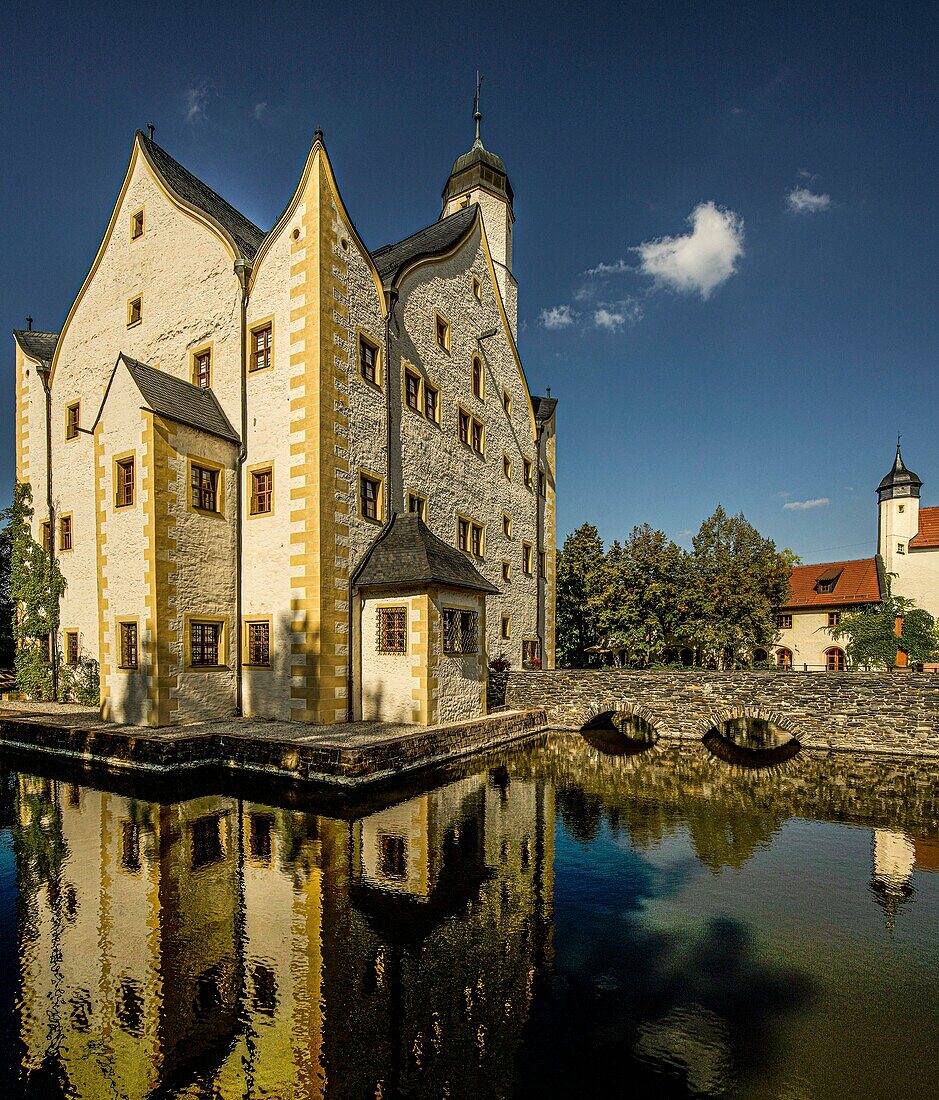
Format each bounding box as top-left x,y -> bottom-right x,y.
782,557 -> 881,610
909,506 -> 939,548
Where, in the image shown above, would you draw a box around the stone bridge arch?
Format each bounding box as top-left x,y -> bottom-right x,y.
573,697 -> 666,736
693,705 -> 813,746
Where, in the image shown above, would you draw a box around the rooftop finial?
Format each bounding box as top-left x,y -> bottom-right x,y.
897,433 -> 902,453
147,122 -> 155,141
314,126 -> 324,145
26,315 -> 33,331
473,71 -> 483,146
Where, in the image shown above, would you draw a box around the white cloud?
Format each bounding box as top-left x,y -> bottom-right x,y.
635,202 -> 744,299
593,300 -> 643,331
583,258 -> 632,278
184,82 -> 210,124
539,304 -> 576,330
783,497 -> 830,511
787,187 -> 831,214
253,101 -> 267,120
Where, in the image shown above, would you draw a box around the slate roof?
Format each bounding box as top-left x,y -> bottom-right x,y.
138,131 -> 266,261
353,512 -> 499,594
782,557 -> 882,610
13,330 -> 59,367
372,205 -> 478,283
532,395 -> 558,423
121,355 -> 240,444
909,506 -> 939,548
877,444 -> 922,495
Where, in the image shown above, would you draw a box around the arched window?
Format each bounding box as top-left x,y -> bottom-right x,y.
753,648 -> 768,663
776,648 -> 792,670
825,647 -> 845,671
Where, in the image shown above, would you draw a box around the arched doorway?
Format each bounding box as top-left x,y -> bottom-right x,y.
825,647 -> 845,671
776,648 -> 792,670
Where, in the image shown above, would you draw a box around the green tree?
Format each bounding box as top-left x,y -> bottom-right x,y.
830,581 -> 938,668
595,525 -> 690,666
4,481 -> 67,699
556,523 -> 605,667
684,506 -> 794,669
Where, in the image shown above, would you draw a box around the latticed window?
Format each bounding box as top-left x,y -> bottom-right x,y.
443,608 -> 479,655
360,474 -> 380,521
471,522 -> 483,557
776,648 -> 792,670
250,469 -> 272,514
471,418 -> 484,456
827,611 -> 841,628
194,350 -> 211,389
119,622 -> 138,669
191,465 -> 218,512
458,517 -> 470,552
116,459 -> 135,507
424,383 -> 438,422
246,621 -> 270,666
405,370 -> 421,412
377,607 -> 407,654
190,621 -> 221,666
65,631 -> 79,666
825,647 -> 845,672
777,614 -> 792,629
458,409 -> 470,445
359,335 -> 378,384
251,324 -> 272,372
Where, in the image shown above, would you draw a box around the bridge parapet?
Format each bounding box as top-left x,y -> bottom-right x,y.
501,669 -> 939,757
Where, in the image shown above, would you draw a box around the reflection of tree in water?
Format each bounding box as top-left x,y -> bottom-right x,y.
515,913 -> 813,1099
13,780 -> 69,899
681,799 -> 786,874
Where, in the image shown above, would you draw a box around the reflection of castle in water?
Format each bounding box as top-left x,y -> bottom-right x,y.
13,768 -> 554,1097
870,827 -> 939,935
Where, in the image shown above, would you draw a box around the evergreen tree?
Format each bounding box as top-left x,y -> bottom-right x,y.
556,524 -> 605,667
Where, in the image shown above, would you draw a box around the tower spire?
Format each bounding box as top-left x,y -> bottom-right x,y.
473,72 -> 483,147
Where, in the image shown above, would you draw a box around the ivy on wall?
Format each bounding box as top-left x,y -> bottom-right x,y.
2,481 -> 99,705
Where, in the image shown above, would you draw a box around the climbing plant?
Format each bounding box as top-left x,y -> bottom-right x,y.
830,577 -> 939,669
3,481 -> 66,700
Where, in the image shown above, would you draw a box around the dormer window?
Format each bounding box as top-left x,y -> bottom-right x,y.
816,579 -> 836,594
814,567 -> 842,595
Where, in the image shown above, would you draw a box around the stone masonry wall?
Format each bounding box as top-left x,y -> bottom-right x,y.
502,669 -> 939,756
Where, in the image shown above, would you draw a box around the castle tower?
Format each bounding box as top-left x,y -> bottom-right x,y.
877,441 -> 922,577
441,79 -> 518,337
870,828 -> 916,936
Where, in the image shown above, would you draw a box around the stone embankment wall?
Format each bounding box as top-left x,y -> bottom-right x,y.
502,669 -> 939,756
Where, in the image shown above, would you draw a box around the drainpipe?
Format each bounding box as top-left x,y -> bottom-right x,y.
233,259 -> 251,716
40,366 -> 59,700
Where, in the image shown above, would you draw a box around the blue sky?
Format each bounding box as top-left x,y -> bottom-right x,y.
3,0 -> 938,563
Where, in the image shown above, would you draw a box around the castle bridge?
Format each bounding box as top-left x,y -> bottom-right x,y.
500,669 -> 939,757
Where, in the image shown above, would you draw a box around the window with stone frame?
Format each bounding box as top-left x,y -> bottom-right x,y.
503,389 -> 512,416
443,607 -> 479,655
66,402 -> 80,440
405,368 -> 422,413
250,323 -> 272,372
127,296 -> 142,326
458,408 -> 470,446
471,417 -> 484,456
501,615 -> 511,640
359,333 -> 379,385
435,312 -> 450,351
827,611 -> 841,628
250,468 -> 272,515
502,513 -> 512,538
190,621 -> 222,667
472,355 -> 484,400
246,621 -> 270,666
523,457 -> 533,490
116,458 -> 135,507
377,606 -> 407,654
423,381 -> 439,423
59,514 -> 72,551
360,474 -> 381,521
503,454 -> 512,480
131,208 -> 145,241
119,622 -> 138,669
522,542 -> 533,575
777,614 -> 792,629
458,517 -> 470,552
65,631 -> 79,667
407,492 -> 427,521
472,273 -> 482,301
193,349 -> 212,389
471,521 -> 484,557
502,560 -> 511,582
191,464 -> 219,512
40,521 -> 52,551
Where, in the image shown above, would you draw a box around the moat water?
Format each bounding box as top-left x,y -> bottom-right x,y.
1,726 -> 938,1098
